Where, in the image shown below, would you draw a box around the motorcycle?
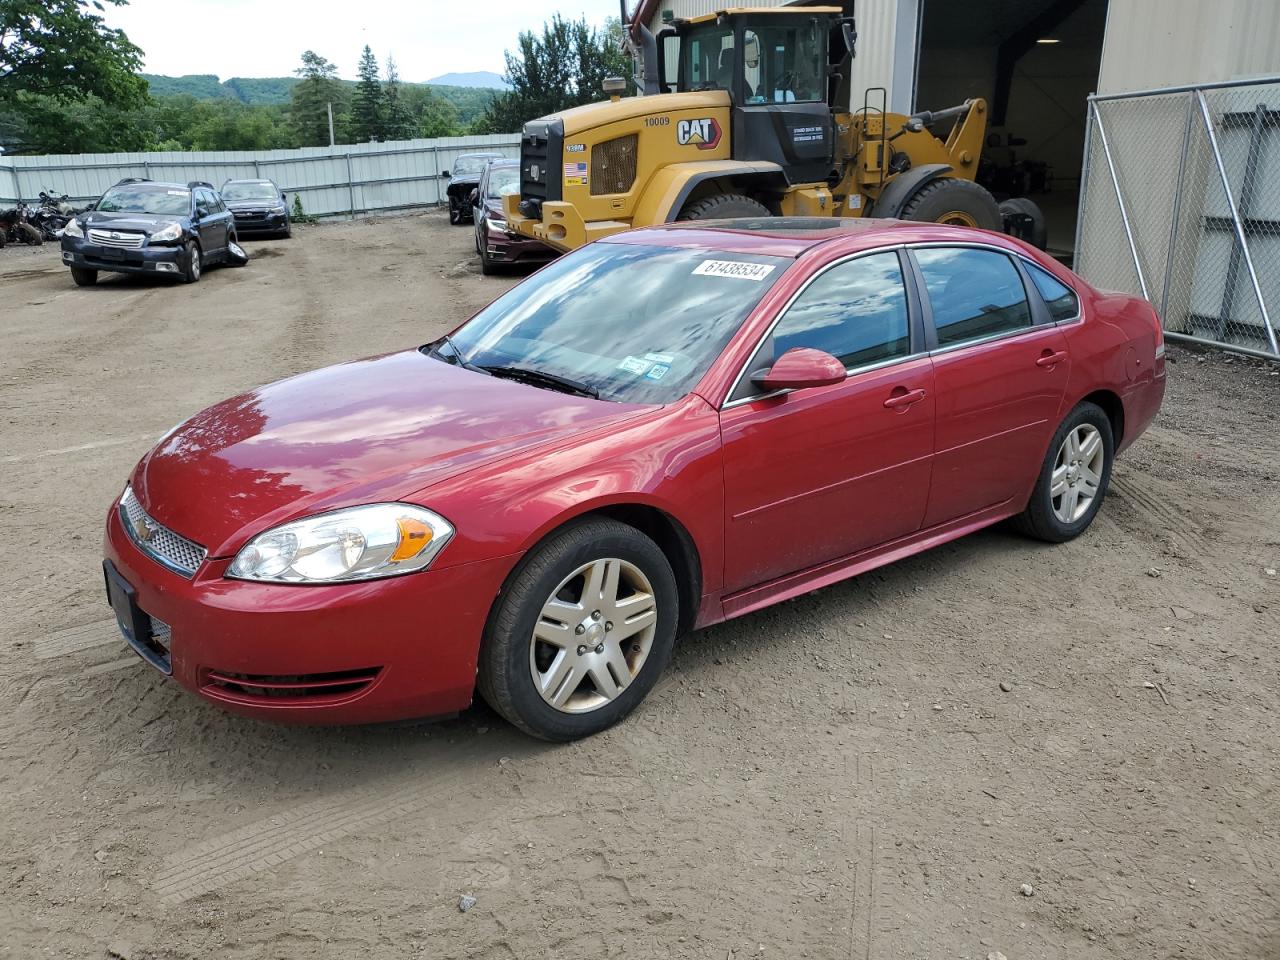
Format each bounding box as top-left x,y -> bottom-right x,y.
33,189 -> 85,242
0,202 -> 44,246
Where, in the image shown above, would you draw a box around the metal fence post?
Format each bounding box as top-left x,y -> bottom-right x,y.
1073,97 -> 1095,271
1159,91 -> 1196,323
430,144 -> 440,205
1195,89 -> 1278,355
1091,100 -> 1150,300
345,153 -> 356,220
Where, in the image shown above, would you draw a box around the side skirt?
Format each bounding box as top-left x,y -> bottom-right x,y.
718,499 -> 1017,622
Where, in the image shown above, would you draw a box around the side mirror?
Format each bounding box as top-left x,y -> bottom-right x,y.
195,206 -> 209,220
280,192 -> 287,203
752,347 -> 846,392
442,170 -> 452,179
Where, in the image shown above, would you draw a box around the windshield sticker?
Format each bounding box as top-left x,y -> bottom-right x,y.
692,260 -> 777,282
617,355 -> 651,375
644,363 -> 670,381
644,352 -> 675,364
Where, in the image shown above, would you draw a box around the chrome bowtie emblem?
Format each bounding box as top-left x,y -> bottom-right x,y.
133,513 -> 156,542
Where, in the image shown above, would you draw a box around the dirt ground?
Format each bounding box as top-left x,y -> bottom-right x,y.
1,214 -> 1277,960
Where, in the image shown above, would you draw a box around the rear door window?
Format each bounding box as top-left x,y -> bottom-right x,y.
914,247 -> 1032,347
1025,261 -> 1080,322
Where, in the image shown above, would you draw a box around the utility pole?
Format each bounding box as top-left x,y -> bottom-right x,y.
327,102 -> 336,147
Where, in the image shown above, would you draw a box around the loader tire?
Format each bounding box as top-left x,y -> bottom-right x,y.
899,178 -> 1002,231
676,193 -> 771,222
999,197 -> 1048,249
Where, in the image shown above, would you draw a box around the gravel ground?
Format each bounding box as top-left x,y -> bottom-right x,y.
1,215 -> 1277,960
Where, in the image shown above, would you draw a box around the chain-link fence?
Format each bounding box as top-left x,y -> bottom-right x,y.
1076,77 -> 1280,359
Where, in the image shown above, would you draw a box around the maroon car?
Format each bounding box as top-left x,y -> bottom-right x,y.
472,160 -> 557,274
102,219 -> 1164,740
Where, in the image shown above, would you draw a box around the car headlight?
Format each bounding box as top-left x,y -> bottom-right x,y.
485,217 -> 507,232
228,503 -> 454,583
150,222 -> 183,242
62,218 -> 84,238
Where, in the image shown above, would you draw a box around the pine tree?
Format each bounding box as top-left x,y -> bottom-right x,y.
352,45 -> 384,142
382,56 -> 415,141
289,50 -> 343,146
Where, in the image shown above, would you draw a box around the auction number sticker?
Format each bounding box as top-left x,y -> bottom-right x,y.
692,259 -> 777,281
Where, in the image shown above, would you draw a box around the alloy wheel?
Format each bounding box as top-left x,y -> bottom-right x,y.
528,557 -> 658,714
1051,423 -> 1104,523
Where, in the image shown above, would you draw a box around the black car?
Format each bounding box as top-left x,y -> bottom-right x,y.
444,153 -> 505,225
471,160 -> 557,275
221,178 -> 291,238
60,179 -> 247,286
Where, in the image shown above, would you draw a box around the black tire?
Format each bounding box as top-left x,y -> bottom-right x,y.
477,518 -> 680,741
226,238 -> 249,266
676,192 -> 771,221
999,197 -> 1048,250
448,197 -> 462,225
1013,401 -> 1115,543
182,240 -> 202,283
479,240 -> 501,276
281,219 -> 292,239
17,221 -> 42,245
899,178 -> 1003,231
70,266 -> 98,287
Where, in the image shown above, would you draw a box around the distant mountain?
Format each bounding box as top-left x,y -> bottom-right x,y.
426,71 -> 508,90
139,74 -> 501,126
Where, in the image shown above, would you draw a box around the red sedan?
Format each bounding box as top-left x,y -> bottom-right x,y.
103,218 -> 1165,740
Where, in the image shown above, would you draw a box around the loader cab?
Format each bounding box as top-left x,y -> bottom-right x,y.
663,9 -> 842,185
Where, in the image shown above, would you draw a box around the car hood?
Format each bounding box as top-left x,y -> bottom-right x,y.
80,210 -> 180,233
131,349 -> 652,557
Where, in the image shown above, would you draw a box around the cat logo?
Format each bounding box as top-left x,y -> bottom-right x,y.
676,117 -> 722,150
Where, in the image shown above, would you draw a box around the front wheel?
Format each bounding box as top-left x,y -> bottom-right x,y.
477,519 -> 679,741
1013,402 -> 1114,542
70,266 -> 98,287
448,197 -> 462,225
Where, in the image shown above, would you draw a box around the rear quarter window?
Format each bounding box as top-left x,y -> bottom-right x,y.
1025,262 -> 1081,322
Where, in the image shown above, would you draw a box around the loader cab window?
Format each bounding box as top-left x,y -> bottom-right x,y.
683,23 -> 734,92
743,22 -> 825,104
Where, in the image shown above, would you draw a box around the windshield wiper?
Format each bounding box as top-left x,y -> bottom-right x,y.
425,334 -> 484,372
478,364 -> 599,399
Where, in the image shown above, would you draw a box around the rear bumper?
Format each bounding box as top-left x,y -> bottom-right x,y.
61,236 -> 183,275
103,503 -> 516,725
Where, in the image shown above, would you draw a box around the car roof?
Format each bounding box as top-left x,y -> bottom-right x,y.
112,179 -> 190,191
223,178 -> 276,185
604,217 -> 1028,259
458,152 -> 505,159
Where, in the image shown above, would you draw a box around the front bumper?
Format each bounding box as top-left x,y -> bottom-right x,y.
103,503 -> 515,724
232,211 -> 289,234
483,219 -> 557,264
502,194 -> 628,253
61,236 -> 184,276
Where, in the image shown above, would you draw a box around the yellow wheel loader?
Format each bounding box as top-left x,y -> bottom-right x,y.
505,4 -> 1044,252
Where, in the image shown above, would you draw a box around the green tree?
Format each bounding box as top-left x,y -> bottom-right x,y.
478,15 -> 629,133
352,45 -> 384,142
289,50 -> 343,146
382,56 -> 414,141
0,0 -> 149,152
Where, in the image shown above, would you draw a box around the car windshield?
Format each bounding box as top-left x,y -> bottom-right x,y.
486,167 -> 520,198
437,242 -> 789,404
96,184 -> 190,216
453,156 -> 495,175
222,182 -> 278,201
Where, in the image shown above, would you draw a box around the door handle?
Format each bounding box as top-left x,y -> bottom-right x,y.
883,387 -> 927,409
1036,350 -> 1068,367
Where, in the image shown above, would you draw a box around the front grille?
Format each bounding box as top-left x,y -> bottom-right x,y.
119,487 -> 208,579
202,667 -> 382,704
87,228 -> 145,249
591,134 -> 638,196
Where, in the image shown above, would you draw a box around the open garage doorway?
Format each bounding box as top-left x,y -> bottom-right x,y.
915,0 -> 1108,263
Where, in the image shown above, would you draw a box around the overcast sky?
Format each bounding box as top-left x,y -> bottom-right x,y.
101,0 -> 626,81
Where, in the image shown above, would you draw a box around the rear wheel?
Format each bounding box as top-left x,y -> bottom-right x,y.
999,197 -> 1048,249
900,178 -> 1003,231
677,192 -> 771,221
477,518 -> 679,741
70,267 -> 98,287
1013,402 -> 1114,542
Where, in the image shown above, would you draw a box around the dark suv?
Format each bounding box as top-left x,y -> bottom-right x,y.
60,179 -> 246,286
221,178 -> 291,238
444,153 -> 505,225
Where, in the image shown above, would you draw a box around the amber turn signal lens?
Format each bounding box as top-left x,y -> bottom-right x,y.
389,516 -> 434,563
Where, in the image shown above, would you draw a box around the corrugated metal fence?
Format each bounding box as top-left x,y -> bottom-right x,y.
0,134 -> 521,220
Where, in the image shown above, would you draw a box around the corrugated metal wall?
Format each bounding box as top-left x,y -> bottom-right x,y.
1098,0 -> 1280,94
0,134 -> 520,217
